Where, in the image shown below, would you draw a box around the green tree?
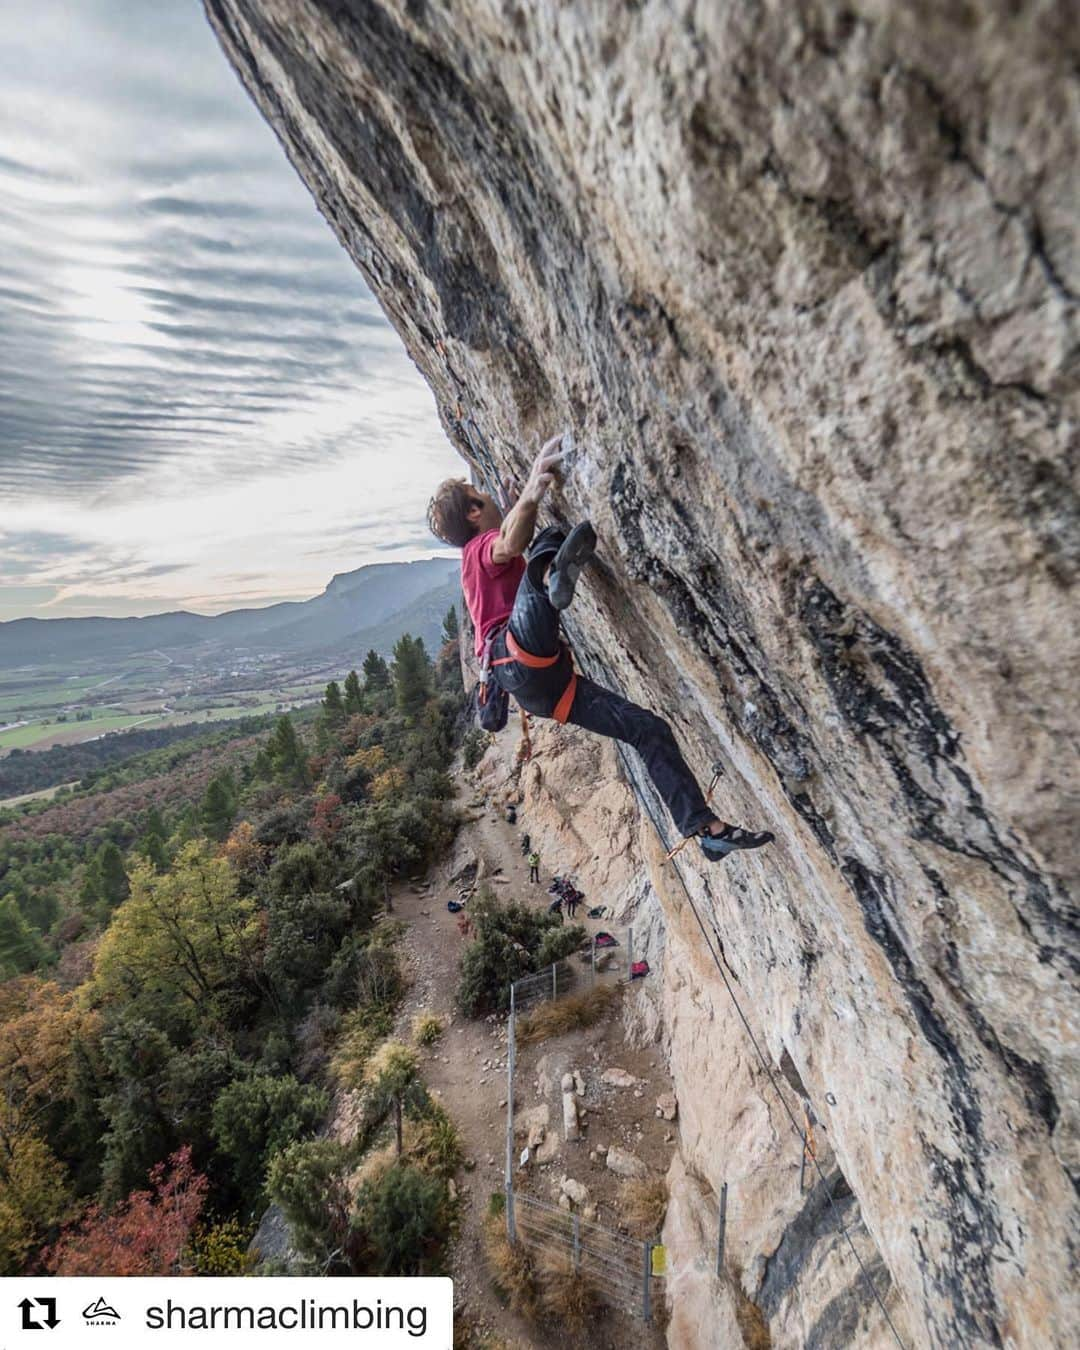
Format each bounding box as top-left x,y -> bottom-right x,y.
343,670 -> 363,715
362,649 -> 390,691
199,776 -> 235,842
211,1074 -> 328,1197
364,1041 -> 420,1157
392,634 -> 431,720
266,1138 -> 354,1271
96,842 -> 130,914
440,605 -> 459,644
142,832 -> 169,874
0,895 -> 46,976
322,680 -> 345,726
353,1165 -> 448,1274
267,715 -> 309,788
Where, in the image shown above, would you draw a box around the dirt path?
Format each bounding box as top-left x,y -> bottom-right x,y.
390,759 -> 671,1349
391,787 -> 544,1347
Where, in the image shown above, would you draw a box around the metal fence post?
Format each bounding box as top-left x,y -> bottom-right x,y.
642,1240 -> 653,1322
716,1181 -> 728,1276
506,984 -> 516,1243
572,1214 -> 581,1271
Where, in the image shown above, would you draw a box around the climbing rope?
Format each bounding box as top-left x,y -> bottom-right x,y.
610,739 -> 908,1349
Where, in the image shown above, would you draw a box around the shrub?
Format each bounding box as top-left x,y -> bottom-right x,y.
187,1217 -> 255,1274
330,1004 -> 395,1090
353,1164 -> 450,1274
211,1074 -> 329,1198
537,1250 -> 604,1334
621,1176 -> 668,1238
412,1012 -> 443,1046
517,985 -> 617,1044
405,1102 -> 462,1178
462,729 -> 488,771
455,894 -> 586,1017
266,1138 -> 354,1271
482,1211 -> 538,1320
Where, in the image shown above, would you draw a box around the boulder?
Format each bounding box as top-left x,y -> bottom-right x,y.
601,1068 -> 638,1089
657,1093 -> 678,1121
605,1147 -> 648,1180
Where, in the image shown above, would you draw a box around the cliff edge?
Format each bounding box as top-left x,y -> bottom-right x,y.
205,3 -> 1078,1345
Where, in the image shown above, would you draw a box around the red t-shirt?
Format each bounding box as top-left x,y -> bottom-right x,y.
461,528 -> 525,659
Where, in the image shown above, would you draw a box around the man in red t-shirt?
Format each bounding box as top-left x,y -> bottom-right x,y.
427,436 -> 773,863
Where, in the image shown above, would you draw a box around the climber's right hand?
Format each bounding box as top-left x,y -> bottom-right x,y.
522,433 -> 567,504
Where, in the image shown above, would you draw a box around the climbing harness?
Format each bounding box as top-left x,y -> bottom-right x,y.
663,762 -> 725,862
490,625 -> 578,725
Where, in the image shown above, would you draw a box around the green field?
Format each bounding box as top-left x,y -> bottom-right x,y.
0,675 -> 116,715
0,712 -> 161,753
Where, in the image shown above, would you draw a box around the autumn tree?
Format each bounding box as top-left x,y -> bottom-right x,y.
0,1130 -> 72,1274
41,1144 -> 207,1275
342,670 -> 363,715
90,843 -> 263,1035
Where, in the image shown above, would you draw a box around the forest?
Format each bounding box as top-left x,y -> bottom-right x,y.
0,614 -> 468,1276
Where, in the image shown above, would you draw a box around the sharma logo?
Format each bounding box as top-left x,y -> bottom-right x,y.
82,1296 -> 121,1326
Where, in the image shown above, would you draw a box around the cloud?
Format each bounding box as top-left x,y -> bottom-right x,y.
0,0 -> 461,619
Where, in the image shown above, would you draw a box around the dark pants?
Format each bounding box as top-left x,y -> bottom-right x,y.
529,866 -> 539,883
492,527 -> 714,838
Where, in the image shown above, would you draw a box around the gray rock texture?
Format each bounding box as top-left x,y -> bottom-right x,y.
206,2 -> 1077,1345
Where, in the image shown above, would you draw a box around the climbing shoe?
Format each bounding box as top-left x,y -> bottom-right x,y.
547,521 -> 597,610
699,823 -> 775,861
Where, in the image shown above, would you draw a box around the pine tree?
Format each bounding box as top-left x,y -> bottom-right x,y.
392,634 -> 431,720
96,842 -> 130,913
142,832 -> 169,874
0,894 -> 46,976
343,670 -> 363,715
322,680 -> 345,726
144,806 -> 167,839
268,715 -> 309,788
199,776 -> 235,842
441,605 -> 459,644
362,649 -> 390,690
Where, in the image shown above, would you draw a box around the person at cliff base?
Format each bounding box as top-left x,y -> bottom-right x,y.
528,850 -> 541,883
427,434 -> 774,863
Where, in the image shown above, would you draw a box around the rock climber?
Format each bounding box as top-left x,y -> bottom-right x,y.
528,849 -> 541,884
427,434 -> 775,862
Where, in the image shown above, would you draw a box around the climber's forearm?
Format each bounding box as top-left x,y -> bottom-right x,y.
496,495 -> 540,559
491,433 -> 566,563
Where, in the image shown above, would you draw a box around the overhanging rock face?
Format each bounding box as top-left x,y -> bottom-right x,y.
206,2 -> 1077,1344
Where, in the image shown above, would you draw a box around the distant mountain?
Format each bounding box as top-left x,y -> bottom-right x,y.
0,559 -> 460,669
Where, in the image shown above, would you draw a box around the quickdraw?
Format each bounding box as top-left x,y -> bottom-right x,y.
663,762 -> 726,862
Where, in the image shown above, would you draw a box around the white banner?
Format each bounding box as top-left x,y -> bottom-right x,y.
1,1278 -> 453,1349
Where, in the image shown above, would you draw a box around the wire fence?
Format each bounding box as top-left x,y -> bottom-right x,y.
503,929 -> 660,1321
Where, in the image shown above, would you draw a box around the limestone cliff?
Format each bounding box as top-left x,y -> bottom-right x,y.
205,3 -> 1078,1345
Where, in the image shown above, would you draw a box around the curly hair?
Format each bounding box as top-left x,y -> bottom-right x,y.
427,477 -> 479,548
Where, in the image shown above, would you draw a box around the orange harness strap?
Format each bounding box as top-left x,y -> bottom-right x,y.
491,629 -> 578,725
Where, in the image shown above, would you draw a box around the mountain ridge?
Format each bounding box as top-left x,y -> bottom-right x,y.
0,557 -> 459,667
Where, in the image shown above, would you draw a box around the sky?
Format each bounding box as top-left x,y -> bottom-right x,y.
0,0 -> 460,622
